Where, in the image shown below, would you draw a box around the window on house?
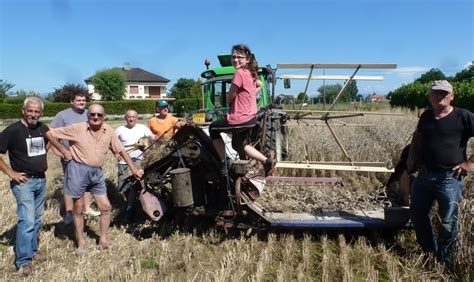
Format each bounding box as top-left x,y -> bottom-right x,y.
130,86 -> 139,94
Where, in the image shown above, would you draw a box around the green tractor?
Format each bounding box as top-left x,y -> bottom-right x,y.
192,54 -> 289,161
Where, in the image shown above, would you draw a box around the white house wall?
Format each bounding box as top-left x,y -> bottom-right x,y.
87,82 -> 168,100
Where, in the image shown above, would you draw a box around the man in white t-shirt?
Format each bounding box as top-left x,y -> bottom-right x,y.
115,109 -> 153,220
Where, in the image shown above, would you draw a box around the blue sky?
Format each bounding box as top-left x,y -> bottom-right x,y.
1,0 -> 472,97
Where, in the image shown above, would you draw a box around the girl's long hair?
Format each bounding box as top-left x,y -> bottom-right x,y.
232,44 -> 258,81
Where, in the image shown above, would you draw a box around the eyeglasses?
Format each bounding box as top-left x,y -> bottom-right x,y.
231,55 -> 247,60
89,112 -> 104,118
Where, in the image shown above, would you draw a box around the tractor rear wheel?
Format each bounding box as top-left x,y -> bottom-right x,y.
262,114 -> 288,162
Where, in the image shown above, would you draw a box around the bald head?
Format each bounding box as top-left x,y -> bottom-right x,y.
87,103 -> 106,129
125,109 -> 138,128
88,103 -> 104,114
125,109 -> 137,118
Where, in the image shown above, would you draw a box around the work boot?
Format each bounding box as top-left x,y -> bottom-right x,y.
264,158 -> 277,177
18,263 -> 33,277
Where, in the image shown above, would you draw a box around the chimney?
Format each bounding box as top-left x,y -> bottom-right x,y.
123,63 -> 130,71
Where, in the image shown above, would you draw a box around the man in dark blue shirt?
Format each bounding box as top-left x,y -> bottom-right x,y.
407,80 -> 474,263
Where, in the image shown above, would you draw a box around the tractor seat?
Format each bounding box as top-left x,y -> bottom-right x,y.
212,124 -> 255,134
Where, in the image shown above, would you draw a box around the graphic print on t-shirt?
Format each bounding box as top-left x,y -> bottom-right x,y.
26,137 -> 46,157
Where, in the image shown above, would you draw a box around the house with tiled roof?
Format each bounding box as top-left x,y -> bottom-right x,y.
367,93 -> 389,102
85,64 -> 170,100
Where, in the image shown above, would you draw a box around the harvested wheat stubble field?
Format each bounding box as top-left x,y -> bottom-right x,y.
0,112 -> 473,280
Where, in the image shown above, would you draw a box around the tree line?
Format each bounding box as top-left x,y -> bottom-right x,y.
388,65 -> 474,110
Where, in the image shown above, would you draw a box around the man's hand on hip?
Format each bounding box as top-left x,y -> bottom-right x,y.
10,171 -> 29,184
453,160 -> 472,177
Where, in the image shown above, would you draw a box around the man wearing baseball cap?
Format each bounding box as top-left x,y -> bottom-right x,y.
148,100 -> 181,139
407,80 -> 474,263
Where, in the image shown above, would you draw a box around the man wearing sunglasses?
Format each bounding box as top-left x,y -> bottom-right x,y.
50,93 -> 100,226
49,104 -> 144,254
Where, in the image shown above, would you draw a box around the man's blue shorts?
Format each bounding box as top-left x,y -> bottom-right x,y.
64,160 -> 106,198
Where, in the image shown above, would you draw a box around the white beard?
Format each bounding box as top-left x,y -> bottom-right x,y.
27,118 -> 38,126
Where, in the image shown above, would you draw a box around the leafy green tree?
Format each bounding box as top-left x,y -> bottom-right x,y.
92,68 -> 127,101
450,64 -> 474,82
296,92 -> 308,102
50,83 -> 90,102
389,82 -> 429,109
345,80 -> 359,101
0,79 -> 15,102
451,80 -> 474,110
316,83 -> 342,103
171,78 -> 201,100
415,68 -> 446,83
190,79 -> 202,99
314,81 -> 358,103
390,65 -> 474,111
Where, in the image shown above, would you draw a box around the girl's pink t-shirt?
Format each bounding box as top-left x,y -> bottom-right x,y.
227,68 -> 257,125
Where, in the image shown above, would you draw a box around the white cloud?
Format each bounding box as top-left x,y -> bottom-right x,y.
391,66 -> 429,74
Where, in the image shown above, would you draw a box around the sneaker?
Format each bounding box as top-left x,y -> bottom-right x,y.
19,263 -> 33,277
63,211 -> 73,225
264,158 -> 277,177
83,208 -> 101,217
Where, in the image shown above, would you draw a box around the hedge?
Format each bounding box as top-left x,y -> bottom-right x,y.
389,80 -> 474,111
174,98 -> 203,117
0,99 -> 190,119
